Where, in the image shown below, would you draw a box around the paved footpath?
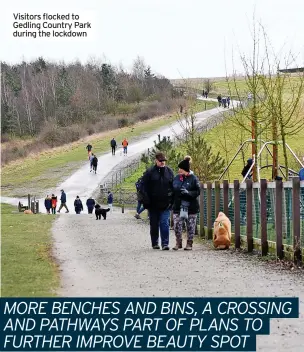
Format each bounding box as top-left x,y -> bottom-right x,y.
53,209 -> 304,352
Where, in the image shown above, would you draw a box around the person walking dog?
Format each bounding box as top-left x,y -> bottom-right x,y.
86,197 -> 95,214
172,158 -> 200,250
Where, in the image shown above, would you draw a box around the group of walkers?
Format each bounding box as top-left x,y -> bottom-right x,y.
86,138 -> 129,173
217,95 -> 231,108
134,153 -> 200,251
202,90 -> 209,98
44,190 -> 114,215
44,190 -> 69,214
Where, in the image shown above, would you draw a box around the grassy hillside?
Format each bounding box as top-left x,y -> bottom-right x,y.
1,203 -> 59,296
1,100 -> 217,198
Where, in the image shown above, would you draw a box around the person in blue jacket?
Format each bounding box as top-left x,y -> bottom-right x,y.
86,197 -> 96,214
44,195 -> 52,214
58,189 -> 69,213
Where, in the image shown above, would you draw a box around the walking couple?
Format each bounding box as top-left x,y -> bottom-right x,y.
140,152 -> 200,250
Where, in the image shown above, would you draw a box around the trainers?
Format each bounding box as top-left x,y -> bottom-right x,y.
152,245 -> 160,249
134,214 -> 141,219
162,246 -> 170,250
65,211 -> 69,213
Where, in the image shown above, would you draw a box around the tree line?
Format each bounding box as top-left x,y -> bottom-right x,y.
1,56 -> 181,137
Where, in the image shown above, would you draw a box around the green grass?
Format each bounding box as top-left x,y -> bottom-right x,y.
1,203 -> 59,297
172,75 -> 304,99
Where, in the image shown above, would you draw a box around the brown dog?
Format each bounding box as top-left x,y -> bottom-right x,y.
24,209 -> 33,214
213,212 -> 231,249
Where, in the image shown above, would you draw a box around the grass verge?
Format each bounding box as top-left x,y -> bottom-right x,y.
1,203 -> 59,297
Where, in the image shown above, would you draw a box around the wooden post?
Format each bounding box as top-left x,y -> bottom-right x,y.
260,179 -> 268,256
215,180 -> 220,217
234,180 -> 241,249
28,194 -> 31,210
292,177 -> 301,263
275,179 -> 284,259
251,108 -> 257,182
199,183 -> 205,238
206,182 -> 212,240
246,179 -> 253,252
223,180 -> 229,217
122,189 -> 125,214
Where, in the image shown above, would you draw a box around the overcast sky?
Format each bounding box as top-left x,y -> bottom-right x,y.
0,0 -> 303,79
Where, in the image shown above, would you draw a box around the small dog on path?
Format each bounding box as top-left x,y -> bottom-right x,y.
213,212 -> 232,249
94,204 -> 110,220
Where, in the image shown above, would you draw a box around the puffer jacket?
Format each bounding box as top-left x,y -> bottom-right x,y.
172,173 -> 200,214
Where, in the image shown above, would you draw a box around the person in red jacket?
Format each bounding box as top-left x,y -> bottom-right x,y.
122,138 -> 128,155
51,194 -> 57,214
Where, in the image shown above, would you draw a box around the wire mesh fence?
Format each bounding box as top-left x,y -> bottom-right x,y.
200,178 -> 304,260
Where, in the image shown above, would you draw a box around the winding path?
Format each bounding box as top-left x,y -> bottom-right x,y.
3,99 -> 304,351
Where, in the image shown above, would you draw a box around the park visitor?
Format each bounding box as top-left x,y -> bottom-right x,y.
44,195 -> 52,214
86,197 -> 96,214
172,158 -> 200,250
74,196 -> 83,214
58,189 -> 69,213
140,152 -> 174,250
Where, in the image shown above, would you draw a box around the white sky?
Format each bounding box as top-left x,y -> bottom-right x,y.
0,0 -> 303,79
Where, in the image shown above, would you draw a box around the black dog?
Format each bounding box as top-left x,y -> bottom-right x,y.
94,204 -> 110,220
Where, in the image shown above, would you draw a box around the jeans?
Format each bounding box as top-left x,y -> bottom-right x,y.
123,147 -> 128,154
149,209 -> 170,247
137,201 -> 145,214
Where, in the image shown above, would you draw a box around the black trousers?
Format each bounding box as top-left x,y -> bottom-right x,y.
111,146 -> 116,155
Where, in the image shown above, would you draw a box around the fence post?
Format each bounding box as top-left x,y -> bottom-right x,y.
234,180 -> 241,249
292,177 -> 301,263
122,189 -> 125,214
246,179 -> 253,252
206,182 -> 212,240
199,183 -> 205,238
260,179 -> 268,256
275,179 -> 284,260
28,194 -> 31,210
223,180 -> 229,216
215,180 -> 220,217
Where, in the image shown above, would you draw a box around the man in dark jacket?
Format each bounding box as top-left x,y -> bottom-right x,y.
141,152 -> 174,250
86,197 -> 96,214
110,138 -> 117,155
58,189 -> 69,213
241,158 -> 253,179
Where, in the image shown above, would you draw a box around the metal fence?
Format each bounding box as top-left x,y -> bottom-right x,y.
199,178 -> 304,262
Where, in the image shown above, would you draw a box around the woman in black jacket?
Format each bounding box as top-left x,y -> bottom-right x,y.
172,159 -> 200,250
